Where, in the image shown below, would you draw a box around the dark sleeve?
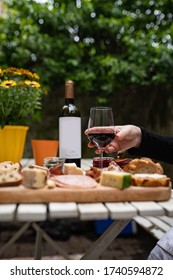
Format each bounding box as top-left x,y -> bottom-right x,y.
128,127 -> 173,164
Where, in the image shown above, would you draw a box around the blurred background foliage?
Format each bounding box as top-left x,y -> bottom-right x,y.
1,0 -> 173,174
1,0 -> 173,93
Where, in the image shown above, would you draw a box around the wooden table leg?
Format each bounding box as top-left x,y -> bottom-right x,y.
32,222 -> 71,260
0,222 -> 31,257
34,227 -> 42,260
81,219 -> 130,260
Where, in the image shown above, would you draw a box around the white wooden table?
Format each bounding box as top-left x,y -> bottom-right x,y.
0,159 -> 173,260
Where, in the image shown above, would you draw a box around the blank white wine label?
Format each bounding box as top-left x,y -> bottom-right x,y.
59,117 -> 81,158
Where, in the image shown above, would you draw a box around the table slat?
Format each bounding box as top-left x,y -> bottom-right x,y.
158,199 -> 173,216
133,216 -> 165,240
149,228 -> 165,240
131,201 -> 165,216
48,202 -> 78,219
159,216 -> 173,226
146,216 -> 171,232
105,202 -> 137,219
0,204 -> 17,221
78,203 -> 108,220
133,216 -> 153,229
16,204 -> 47,221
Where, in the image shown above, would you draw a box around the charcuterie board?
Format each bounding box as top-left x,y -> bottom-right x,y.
0,184 -> 171,203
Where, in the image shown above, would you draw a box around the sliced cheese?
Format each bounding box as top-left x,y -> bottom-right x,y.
100,171 -> 131,189
22,168 -> 47,189
63,163 -> 83,175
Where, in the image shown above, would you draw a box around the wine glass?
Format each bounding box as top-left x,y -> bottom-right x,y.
87,107 -> 115,168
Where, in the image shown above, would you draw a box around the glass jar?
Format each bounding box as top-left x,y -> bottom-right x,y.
44,157 -> 65,169
92,157 -> 114,168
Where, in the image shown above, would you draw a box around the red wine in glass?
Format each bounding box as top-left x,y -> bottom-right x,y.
87,107 -> 115,168
87,133 -> 115,148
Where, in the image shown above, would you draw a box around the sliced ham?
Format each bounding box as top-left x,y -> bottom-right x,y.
50,175 -> 97,189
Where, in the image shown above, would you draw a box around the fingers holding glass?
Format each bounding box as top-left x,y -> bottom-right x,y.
86,107 -> 115,167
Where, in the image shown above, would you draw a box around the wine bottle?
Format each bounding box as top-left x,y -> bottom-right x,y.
59,80 -> 81,167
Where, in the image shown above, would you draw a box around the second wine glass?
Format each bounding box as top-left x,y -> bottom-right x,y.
87,107 -> 115,167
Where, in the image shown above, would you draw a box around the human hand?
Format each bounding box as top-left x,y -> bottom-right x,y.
84,125 -> 142,154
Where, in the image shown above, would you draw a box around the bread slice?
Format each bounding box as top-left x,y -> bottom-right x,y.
0,161 -> 22,173
123,157 -> 163,174
0,169 -> 22,186
132,173 -> 170,187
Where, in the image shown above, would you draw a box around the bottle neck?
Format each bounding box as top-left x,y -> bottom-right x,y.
65,80 -> 74,99
65,98 -> 74,105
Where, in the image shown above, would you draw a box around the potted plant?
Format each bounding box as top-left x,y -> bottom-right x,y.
0,66 -> 45,163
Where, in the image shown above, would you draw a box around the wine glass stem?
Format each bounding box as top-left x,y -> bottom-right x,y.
100,149 -> 104,170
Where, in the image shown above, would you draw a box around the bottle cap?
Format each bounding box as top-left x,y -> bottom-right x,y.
65,80 -> 74,98
65,80 -> 74,85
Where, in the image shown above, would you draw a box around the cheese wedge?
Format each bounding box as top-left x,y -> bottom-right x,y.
100,171 -> 131,189
63,163 -> 83,175
22,168 -> 47,189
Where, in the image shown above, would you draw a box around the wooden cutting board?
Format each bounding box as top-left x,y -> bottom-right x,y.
0,184 -> 171,203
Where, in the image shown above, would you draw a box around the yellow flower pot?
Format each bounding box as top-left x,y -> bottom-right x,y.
0,125 -> 29,163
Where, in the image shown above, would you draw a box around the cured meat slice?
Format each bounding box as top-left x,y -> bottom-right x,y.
51,175 -> 97,189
